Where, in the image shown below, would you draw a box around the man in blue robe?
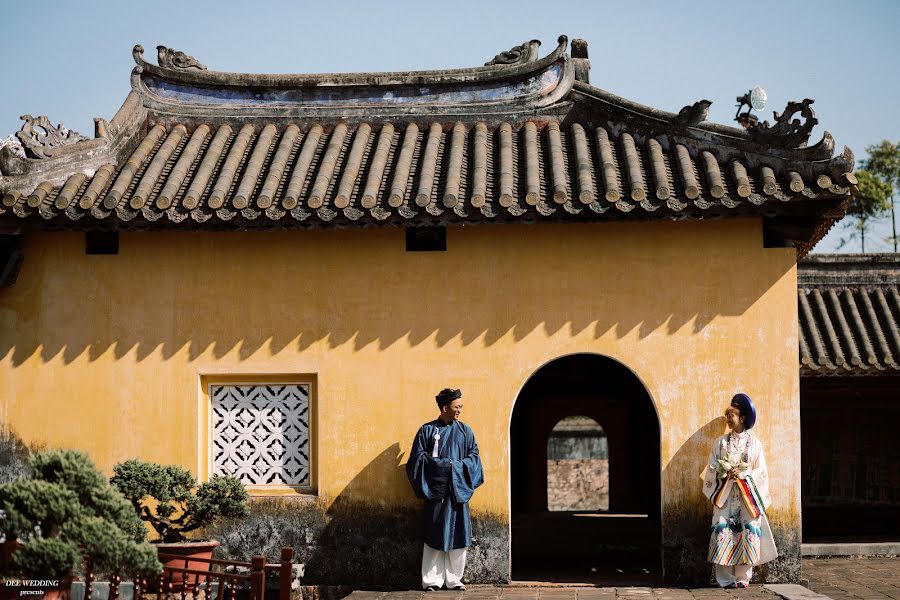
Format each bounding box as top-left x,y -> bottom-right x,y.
406,388 -> 484,591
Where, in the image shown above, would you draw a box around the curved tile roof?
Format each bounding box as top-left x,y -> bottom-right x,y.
799,255 -> 900,376
0,36 -> 855,256
0,117 -> 850,229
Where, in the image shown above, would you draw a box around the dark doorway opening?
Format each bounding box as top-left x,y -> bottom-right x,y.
510,354 -> 662,584
801,376 -> 900,542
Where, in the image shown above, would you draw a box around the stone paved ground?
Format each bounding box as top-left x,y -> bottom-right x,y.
348,585 -> 780,600
804,558 -> 900,600
346,557 -> 900,600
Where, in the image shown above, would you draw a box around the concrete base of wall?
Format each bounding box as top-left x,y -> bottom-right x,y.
662,519 -> 801,586
765,583 -> 834,600
801,542 -> 900,557
203,498 -> 510,587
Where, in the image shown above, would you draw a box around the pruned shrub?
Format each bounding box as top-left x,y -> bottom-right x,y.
0,450 -> 161,580
110,459 -> 250,543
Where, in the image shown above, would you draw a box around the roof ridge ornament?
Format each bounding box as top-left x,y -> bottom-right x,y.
15,115 -> 88,159
673,100 -> 712,127
0,135 -> 26,159
485,39 -> 542,66
749,98 -> 818,147
156,45 -> 207,70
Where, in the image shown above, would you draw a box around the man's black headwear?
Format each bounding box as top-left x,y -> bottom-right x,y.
436,388 -> 462,408
731,393 -> 757,430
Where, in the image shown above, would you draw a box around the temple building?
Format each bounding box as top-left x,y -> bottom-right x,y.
797,254 -> 900,545
0,36 -> 857,585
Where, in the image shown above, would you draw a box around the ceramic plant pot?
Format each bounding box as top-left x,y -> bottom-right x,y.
151,539 -> 221,593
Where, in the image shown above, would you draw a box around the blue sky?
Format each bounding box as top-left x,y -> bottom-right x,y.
2,0 -> 898,252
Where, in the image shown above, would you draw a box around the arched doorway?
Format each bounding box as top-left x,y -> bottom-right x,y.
510,354 -> 661,584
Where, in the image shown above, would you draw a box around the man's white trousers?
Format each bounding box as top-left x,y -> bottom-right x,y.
421,543 -> 467,589
715,564 -> 752,587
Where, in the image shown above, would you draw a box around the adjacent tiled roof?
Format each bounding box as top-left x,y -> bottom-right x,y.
0,36 -> 855,256
0,118 -> 853,233
799,255 -> 900,376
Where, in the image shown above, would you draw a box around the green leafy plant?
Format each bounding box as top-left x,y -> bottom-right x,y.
0,450 -> 162,580
861,140 -> 900,252
840,169 -> 892,252
110,460 -> 250,544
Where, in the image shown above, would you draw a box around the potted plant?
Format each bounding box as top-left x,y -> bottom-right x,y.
0,450 -> 162,599
110,460 -> 250,589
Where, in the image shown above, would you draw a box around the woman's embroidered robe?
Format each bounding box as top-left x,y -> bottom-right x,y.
701,431 -> 778,566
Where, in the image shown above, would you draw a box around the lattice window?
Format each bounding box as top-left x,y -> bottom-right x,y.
211,384 -> 310,486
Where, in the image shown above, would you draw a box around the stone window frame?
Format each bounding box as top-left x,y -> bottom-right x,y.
198,373 -> 318,497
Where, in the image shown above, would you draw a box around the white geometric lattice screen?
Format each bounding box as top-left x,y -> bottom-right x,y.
211,384 -> 310,486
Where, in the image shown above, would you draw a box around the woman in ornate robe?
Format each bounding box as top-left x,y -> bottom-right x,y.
701,393 -> 777,588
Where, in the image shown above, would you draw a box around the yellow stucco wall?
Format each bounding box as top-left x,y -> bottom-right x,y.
0,219 -> 799,527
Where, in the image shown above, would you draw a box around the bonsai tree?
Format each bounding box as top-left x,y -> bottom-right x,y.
110,460 -> 250,544
0,450 -> 162,580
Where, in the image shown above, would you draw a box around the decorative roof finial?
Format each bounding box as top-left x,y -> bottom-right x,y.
485,39 -> 541,66
156,45 -> 207,71
15,115 -> 88,159
749,98 -> 818,147
673,100 -> 712,127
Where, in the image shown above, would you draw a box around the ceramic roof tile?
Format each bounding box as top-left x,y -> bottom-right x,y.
799,255 -> 900,377
1,119 -> 851,235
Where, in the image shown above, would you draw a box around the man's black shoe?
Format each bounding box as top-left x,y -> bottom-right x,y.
425,586 -> 440,592
450,585 -> 466,591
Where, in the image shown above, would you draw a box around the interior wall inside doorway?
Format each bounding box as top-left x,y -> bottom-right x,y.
547,416 -> 609,511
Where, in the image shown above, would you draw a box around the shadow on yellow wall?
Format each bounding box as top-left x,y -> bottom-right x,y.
291,442 -> 509,585
0,221 -> 793,366
332,442 -> 416,507
661,416 -> 724,583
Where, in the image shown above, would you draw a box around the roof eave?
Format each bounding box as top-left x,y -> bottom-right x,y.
572,81 -> 855,173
